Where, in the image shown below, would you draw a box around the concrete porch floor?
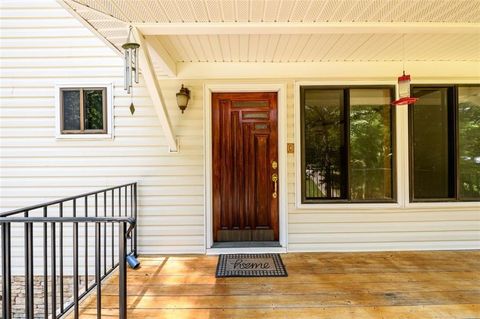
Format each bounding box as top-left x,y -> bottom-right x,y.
74,251 -> 480,318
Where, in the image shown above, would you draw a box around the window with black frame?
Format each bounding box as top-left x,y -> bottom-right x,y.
301,86 -> 395,203
60,87 -> 107,134
410,85 -> 480,201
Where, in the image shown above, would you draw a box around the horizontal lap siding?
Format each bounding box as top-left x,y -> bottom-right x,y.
0,0 -> 205,271
1,1 -> 479,268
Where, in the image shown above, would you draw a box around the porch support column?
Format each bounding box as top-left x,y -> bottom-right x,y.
132,27 -> 178,152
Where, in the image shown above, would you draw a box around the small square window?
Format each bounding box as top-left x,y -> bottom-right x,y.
56,84 -> 112,139
60,88 -> 107,134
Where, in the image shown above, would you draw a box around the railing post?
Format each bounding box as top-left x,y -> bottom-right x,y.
73,199 -> 79,319
51,222 -> 56,319
95,221 -> 102,319
43,207 -> 49,318
133,183 -> 138,257
119,222 -> 127,319
2,222 -> 12,319
59,203 -> 64,312
84,196 -> 89,293
111,190 -> 115,269
103,191 -> 107,276
25,216 -> 34,319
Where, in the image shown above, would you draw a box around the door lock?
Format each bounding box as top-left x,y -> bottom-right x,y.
271,160 -> 278,169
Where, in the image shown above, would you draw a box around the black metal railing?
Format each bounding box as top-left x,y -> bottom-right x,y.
0,182 -> 138,319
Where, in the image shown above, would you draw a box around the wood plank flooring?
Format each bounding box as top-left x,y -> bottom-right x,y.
71,251 -> 480,318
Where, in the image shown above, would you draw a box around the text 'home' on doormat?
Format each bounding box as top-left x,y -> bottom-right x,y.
216,253 -> 288,277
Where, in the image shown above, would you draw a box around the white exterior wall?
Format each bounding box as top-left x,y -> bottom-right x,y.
1,0 -> 479,264
0,0 -> 205,258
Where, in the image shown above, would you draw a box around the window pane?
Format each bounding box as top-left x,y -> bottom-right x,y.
350,89 -> 393,200
84,89 -> 104,130
303,89 -> 346,199
458,86 -> 480,199
62,90 -> 80,130
412,88 -> 455,199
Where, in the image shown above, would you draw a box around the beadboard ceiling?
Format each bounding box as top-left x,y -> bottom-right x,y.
61,0 -> 480,76
156,33 -> 480,63
64,0 -> 480,23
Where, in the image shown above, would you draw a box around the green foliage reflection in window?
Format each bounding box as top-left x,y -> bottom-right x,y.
302,87 -> 394,203
458,86 -> 480,199
61,88 -> 106,134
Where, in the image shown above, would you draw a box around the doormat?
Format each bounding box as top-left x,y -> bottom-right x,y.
216,253 -> 288,277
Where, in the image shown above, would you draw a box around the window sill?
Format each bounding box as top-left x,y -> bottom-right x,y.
294,201 -> 480,211
295,202 -> 402,210
405,201 -> 480,210
55,133 -> 113,140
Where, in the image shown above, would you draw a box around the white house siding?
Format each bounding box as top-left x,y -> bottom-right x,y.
179,79 -> 480,252
0,0 -> 205,269
1,0 -> 479,270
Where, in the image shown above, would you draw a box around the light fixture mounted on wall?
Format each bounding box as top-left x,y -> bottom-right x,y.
176,84 -> 190,113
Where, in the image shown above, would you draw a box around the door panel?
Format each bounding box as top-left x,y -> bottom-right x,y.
212,92 -> 278,242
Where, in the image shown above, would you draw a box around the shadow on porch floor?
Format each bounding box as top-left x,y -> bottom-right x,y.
73,250 -> 480,318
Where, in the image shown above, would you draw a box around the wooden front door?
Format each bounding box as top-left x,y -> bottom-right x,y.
212,92 -> 279,242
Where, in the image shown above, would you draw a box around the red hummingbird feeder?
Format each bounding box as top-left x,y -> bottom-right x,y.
392,71 -> 418,105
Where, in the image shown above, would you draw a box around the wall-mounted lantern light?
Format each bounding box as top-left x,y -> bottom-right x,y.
176,84 -> 190,113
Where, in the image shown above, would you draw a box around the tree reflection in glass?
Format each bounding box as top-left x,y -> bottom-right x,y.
84,89 -> 104,130
458,86 -> 480,199
350,89 -> 392,200
303,87 -> 393,201
304,89 -> 345,199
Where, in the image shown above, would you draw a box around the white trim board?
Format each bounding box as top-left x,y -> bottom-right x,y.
136,22 -> 480,35
133,27 -> 178,152
176,62 -> 480,80
203,83 -> 288,253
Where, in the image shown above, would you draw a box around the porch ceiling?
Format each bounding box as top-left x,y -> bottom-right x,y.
60,0 -> 480,77
155,33 -> 480,63
62,0 -> 480,24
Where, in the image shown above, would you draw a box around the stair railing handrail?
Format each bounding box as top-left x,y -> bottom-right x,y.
0,182 -> 137,319
0,182 -> 136,217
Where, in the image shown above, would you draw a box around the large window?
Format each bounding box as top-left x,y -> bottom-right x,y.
410,85 -> 480,201
301,86 -> 395,203
60,87 -> 107,134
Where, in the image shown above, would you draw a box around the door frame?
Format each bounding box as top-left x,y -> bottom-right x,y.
204,83 -> 288,254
